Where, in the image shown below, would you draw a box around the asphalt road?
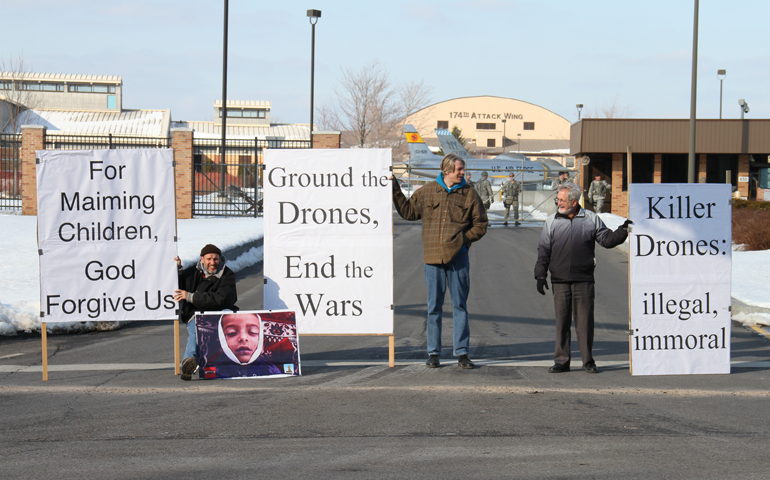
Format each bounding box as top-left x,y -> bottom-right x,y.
1,217 -> 769,479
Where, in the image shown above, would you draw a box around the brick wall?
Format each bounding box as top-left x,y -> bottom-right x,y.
698,154 -> 707,183
653,154 -> 662,183
171,128 -> 193,219
610,153 -> 628,217
312,131 -> 340,149
738,154 -> 750,199
21,125 -> 45,216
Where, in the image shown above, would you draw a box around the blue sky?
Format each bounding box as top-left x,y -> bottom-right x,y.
2,0 -> 768,125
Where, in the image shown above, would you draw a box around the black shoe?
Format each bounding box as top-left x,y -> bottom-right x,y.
181,356 -> 197,381
503,221 -> 508,226
584,363 -> 599,374
426,355 -> 440,368
458,355 -> 475,369
514,221 -> 521,226
548,363 -> 570,373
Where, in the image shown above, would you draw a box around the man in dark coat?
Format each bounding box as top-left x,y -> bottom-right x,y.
534,183 -> 630,374
173,244 -> 238,381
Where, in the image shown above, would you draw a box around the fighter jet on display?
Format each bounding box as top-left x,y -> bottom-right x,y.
434,128 -> 547,185
401,124 -> 547,186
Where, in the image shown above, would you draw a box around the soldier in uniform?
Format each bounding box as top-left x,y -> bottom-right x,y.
475,171 -> 494,211
588,173 -> 611,213
501,172 -> 521,226
554,171 -> 570,206
465,172 -> 475,189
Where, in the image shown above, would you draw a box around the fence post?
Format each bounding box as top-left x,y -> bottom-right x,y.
171,128 -> 194,219
21,125 -> 46,216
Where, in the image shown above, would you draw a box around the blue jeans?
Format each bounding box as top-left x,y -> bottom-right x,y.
424,250 -> 471,357
183,318 -> 197,361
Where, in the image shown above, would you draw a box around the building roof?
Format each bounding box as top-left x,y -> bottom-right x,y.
15,109 -> 170,137
213,100 -> 271,108
571,118 -> 770,155
0,72 -> 122,84
171,120 -> 309,140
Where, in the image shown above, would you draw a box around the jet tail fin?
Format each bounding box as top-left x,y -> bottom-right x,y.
404,124 -> 440,162
435,128 -> 474,162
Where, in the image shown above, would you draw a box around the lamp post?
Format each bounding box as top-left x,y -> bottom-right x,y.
219,0 -> 229,194
687,0 -> 699,184
307,9 -> 321,147
517,133 -> 521,154
576,103 -> 583,121
717,69 -> 726,119
501,118 -> 506,151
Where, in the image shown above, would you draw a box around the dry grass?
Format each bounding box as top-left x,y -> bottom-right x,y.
733,205 -> 770,251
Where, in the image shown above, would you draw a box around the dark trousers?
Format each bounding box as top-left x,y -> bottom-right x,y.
552,282 -> 595,367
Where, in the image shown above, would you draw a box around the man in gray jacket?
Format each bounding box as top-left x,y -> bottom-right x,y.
534,183 -> 630,374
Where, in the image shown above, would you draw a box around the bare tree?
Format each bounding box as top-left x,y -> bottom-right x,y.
318,60 -> 432,150
584,94 -> 633,119
0,56 -> 40,133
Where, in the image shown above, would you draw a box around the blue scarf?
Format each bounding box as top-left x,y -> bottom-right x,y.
437,173 -> 466,193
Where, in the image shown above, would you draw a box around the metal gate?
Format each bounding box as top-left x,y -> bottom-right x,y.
0,133 -> 22,212
192,138 -> 310,217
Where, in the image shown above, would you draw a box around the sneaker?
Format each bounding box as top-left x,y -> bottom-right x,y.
458,355 -> 475,369
584,363 -> 599,374
548,363 -> 570,373
426,355 -> 440,368
181,356 -> 197,381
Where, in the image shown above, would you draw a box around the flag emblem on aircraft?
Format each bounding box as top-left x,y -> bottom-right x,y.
405,132 -> 423,143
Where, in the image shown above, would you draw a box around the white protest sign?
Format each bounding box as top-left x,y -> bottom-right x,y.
629,183 -> 732,375
37,149 -> 178,322
263,149 -> 393,335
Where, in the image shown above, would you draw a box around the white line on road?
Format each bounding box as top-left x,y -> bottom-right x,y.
0,353 -> 25,360
1,359 -> 769,372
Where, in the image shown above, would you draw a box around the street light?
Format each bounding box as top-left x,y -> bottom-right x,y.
220,0 -> 230,194
576,103 -> 583,121
501,118 -> 506,150
307,9 -> 321,147
739,98 -> 749,119
717,69 -> 726,119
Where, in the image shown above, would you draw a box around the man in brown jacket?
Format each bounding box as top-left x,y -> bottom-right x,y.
393,153 -> 488,369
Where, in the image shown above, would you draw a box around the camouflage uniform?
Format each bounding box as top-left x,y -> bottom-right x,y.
475,173 -> 494,210
588,179 -> 611,213
501,177 -> 521,225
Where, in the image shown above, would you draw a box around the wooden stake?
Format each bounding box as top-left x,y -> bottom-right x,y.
174,319 -> 180,375
41,322 -> 48,381
389,335 -> 395,367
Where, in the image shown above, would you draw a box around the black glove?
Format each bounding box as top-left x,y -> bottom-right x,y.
620,219 -> 633,230
536,278 -> 549,295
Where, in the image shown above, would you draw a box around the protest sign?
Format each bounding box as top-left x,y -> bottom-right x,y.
629,184 -> 732,375
37,149 -> 178,322
263,149 -> 393,335
195,310 -> 300,379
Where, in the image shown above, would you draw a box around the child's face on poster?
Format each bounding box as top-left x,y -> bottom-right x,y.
222,314 -> 261,363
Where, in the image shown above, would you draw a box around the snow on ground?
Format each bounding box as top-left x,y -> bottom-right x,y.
0,211 -> 767,335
